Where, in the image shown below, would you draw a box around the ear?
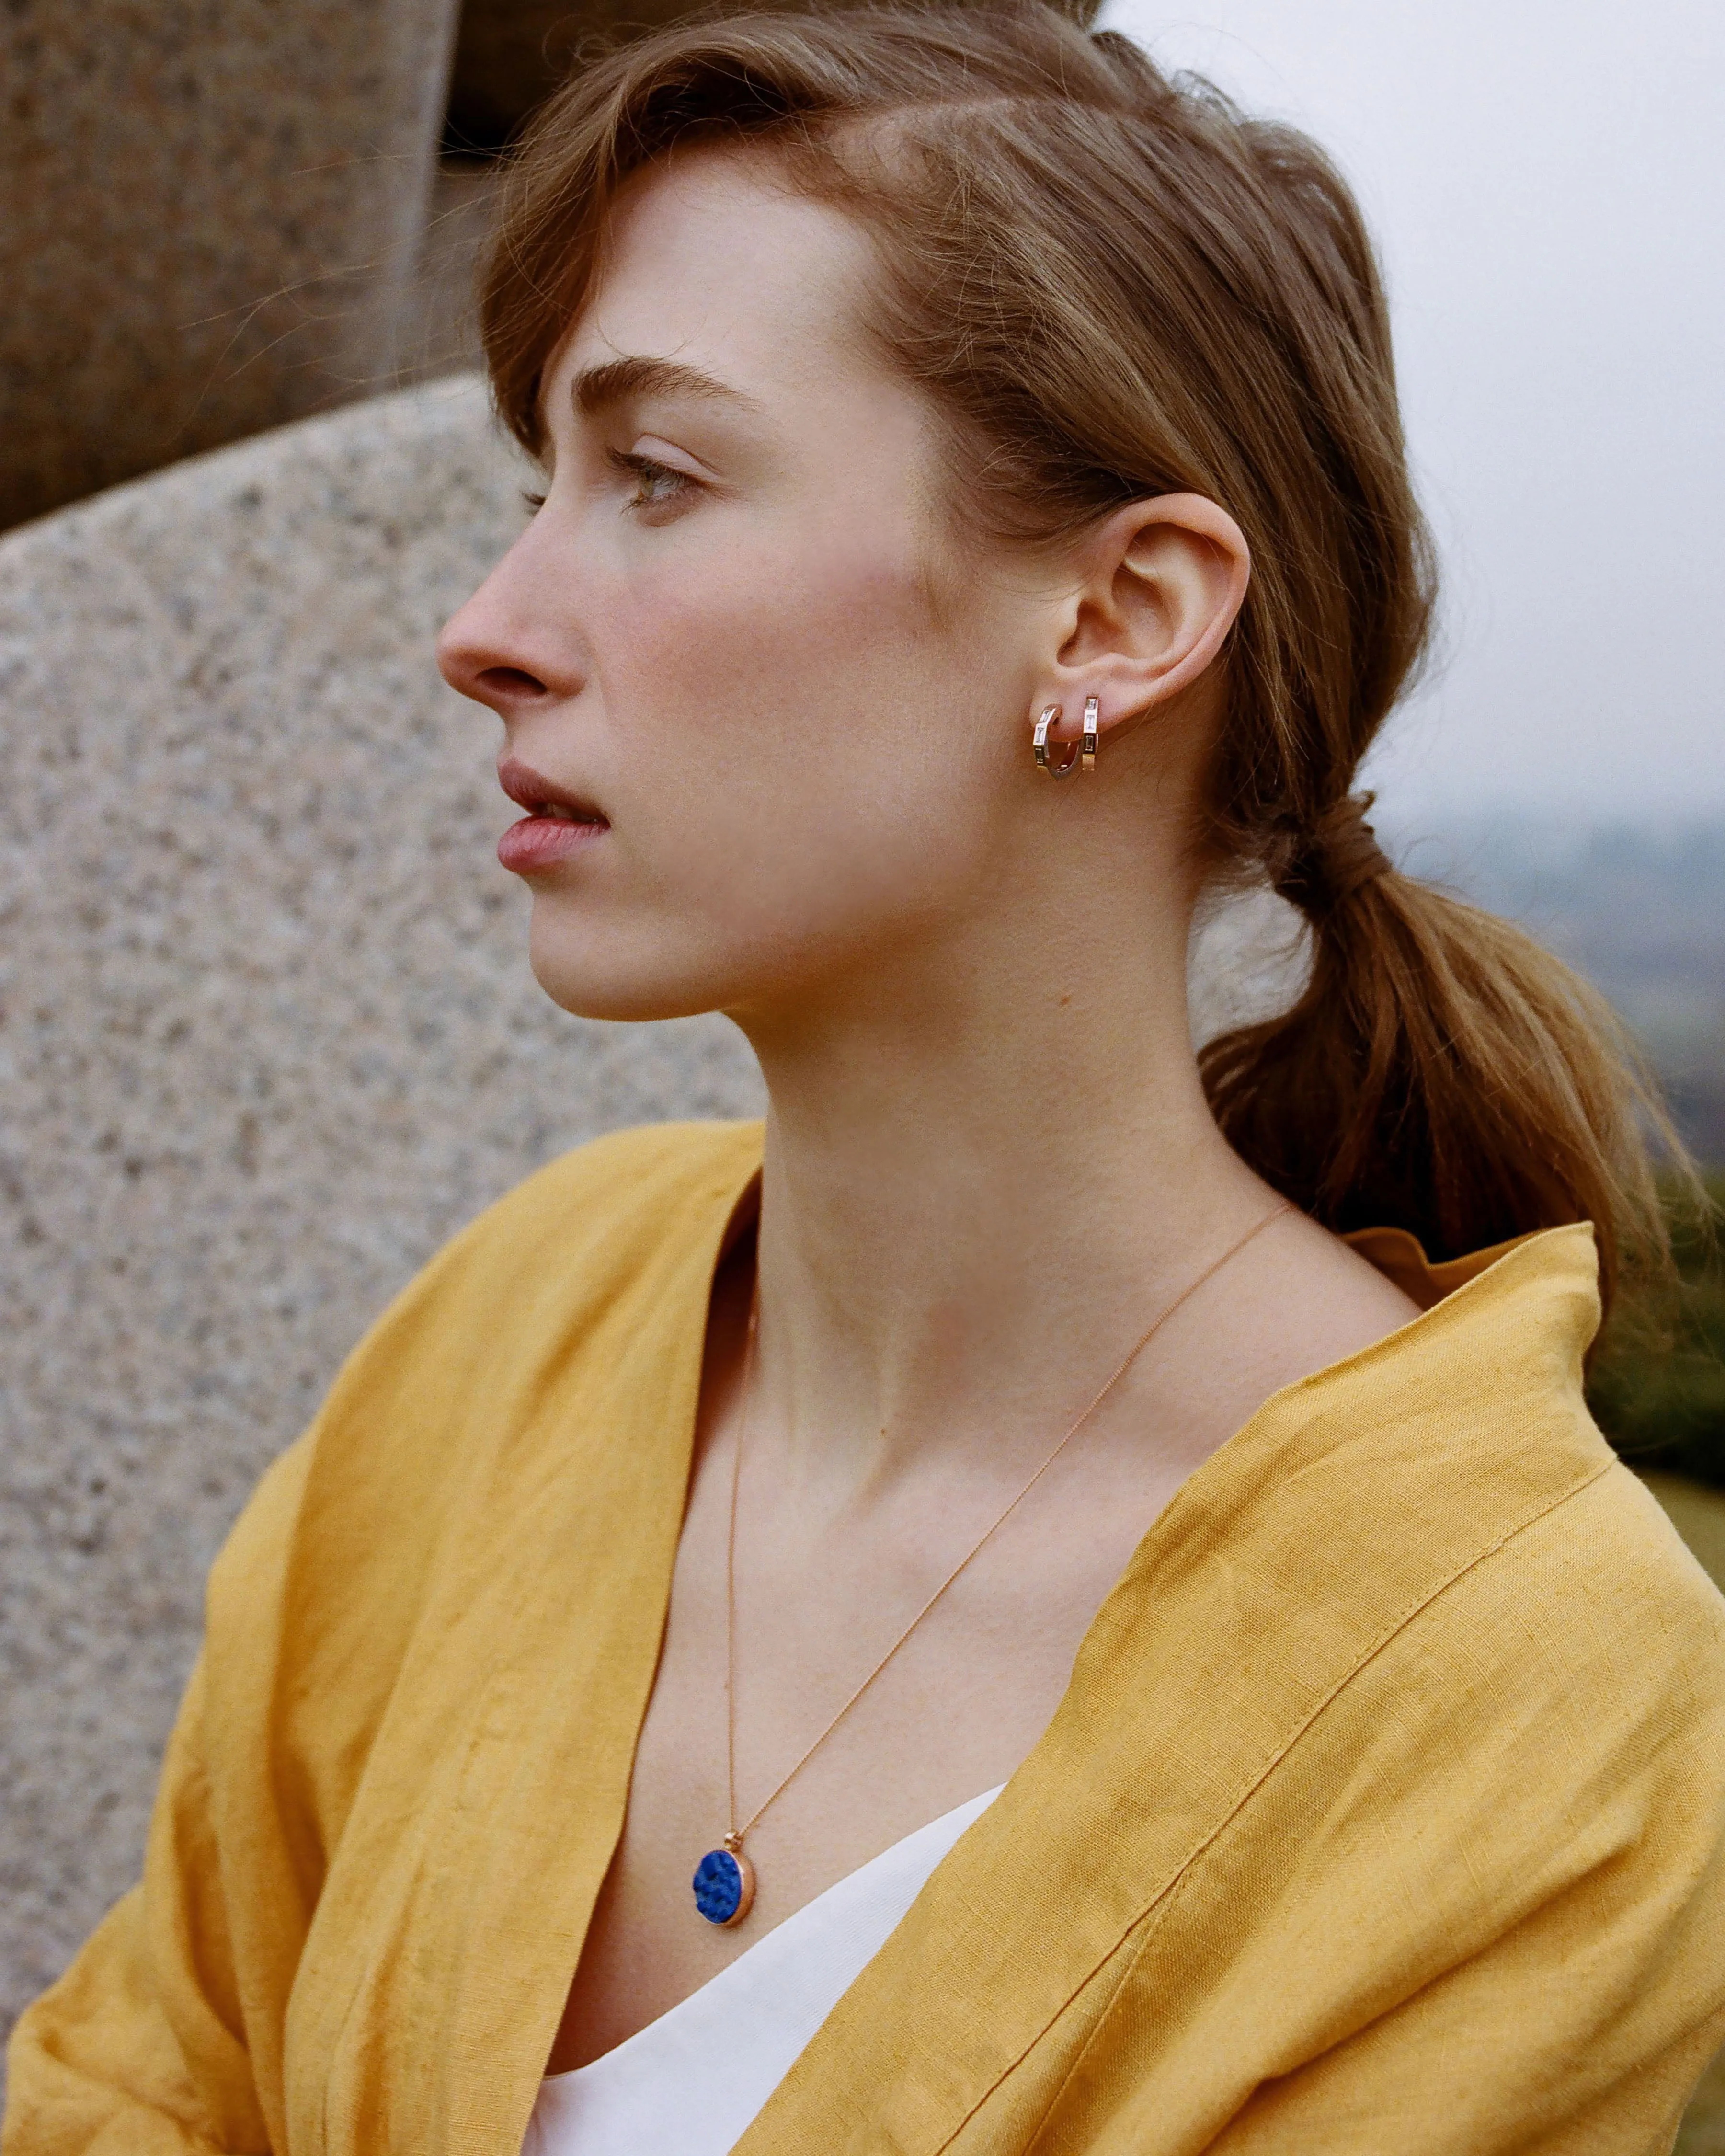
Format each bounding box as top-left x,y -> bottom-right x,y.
1037,494 -> 1250,739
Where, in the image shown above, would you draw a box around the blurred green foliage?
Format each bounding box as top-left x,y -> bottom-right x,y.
1588,1174 -> 1725,1489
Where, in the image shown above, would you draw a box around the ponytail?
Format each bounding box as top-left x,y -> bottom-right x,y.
1200,797 -> 1683,1329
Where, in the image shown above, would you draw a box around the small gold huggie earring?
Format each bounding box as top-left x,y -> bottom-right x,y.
1033,703 -> 1080,778
1081,695 -> 1100,773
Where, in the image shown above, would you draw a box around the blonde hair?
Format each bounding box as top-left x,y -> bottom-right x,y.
480,0 -> 1682,1325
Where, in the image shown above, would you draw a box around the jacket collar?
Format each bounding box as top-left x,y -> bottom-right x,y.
734,1219 -> 1610,2153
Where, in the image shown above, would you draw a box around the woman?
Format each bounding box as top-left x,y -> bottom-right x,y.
9,4 -> 1724,2151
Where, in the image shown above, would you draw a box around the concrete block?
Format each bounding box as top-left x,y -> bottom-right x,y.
0,0 -> 464,530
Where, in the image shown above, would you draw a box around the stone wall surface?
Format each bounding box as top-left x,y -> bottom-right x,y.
0,0 -> 464,532
0,373 -> 766,2046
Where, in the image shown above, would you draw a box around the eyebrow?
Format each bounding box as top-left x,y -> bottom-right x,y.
571,355 -> 765,418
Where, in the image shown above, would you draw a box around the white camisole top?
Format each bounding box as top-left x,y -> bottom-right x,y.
523,1785 -> 1004,2156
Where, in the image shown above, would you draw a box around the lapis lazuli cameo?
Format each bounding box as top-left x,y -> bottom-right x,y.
693,1846 -> 753,1927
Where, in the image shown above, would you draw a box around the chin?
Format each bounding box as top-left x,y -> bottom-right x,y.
526,918 -> 738,1027
528,954 -> 722,1026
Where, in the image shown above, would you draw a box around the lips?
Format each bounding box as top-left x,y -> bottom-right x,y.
497,757 -> 606,822
495,756 -> 608,876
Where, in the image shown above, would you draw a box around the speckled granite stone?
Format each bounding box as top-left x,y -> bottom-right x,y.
0,365 -> 1297,2054
0,0 -> 463,531
0,373 -> 765,2045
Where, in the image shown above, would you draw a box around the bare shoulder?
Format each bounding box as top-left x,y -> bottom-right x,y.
1222,1204 -> 1424,1397
1139,1202 -> 1425,1480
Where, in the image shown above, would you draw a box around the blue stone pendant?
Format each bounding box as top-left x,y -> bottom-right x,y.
693,1842 -> 756,1927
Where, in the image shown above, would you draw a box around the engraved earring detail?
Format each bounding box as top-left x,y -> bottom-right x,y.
1032,700 -> 1099,777
1033,704 -> 1079,778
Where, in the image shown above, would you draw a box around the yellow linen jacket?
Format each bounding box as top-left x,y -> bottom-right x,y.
8,1120 -> 1725,2155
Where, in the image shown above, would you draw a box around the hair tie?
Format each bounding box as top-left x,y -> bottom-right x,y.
1269,792 -> 1392,919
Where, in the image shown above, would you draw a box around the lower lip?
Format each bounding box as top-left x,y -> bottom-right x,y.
497,814 -> 608,876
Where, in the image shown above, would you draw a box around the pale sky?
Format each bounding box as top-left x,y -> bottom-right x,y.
1099,0 -> 1725,823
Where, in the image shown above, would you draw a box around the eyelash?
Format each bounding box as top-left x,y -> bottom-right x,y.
607,448 -> 697,514
518,453 -> 698,520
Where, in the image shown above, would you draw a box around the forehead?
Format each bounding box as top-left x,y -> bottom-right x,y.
550,148 -> 886,408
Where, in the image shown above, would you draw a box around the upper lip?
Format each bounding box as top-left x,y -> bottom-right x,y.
497,757 -> 607,822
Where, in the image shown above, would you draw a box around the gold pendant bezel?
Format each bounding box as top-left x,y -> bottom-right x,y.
719,1845 -> 756,1927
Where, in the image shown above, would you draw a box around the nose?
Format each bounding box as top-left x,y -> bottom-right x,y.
436,527 -> 576,718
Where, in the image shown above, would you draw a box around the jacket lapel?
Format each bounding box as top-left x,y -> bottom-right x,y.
447,1139 -> 766,2152
295,1127 -> 765,2156
735,1226 -> 1611,2155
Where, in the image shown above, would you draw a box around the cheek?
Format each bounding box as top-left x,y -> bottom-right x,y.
610,521 -> 929,726
596,517 -> 993,919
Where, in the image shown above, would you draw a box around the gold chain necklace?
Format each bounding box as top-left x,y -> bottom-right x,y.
689,1202 -> 1292,1927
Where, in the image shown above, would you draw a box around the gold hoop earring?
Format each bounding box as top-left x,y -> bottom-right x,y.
1081,695 -> 1100,773
1033,703 -> 1080,778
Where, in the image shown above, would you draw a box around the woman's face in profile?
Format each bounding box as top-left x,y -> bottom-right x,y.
438,150 -> 1048,1029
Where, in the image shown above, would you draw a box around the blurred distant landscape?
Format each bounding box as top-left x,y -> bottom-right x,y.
1398,813 -> 1725,1170
1395,812 -> 1725,1491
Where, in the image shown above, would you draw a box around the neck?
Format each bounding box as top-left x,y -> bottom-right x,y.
733,882 -> 1276,1497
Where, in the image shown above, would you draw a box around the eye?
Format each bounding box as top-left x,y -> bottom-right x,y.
521,490 -> 546,512
606,448 -> 699,518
